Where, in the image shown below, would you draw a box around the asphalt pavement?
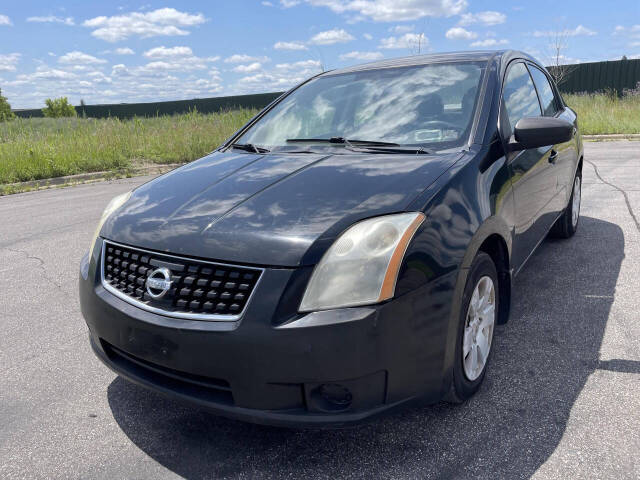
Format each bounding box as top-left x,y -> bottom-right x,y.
1,141 -> 639,479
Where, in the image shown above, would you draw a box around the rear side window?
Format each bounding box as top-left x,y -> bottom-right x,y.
528,65 -> 559,116
502,62 -> 541,133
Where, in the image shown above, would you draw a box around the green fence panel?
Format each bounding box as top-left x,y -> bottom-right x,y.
551,58 -> 640,94
14,91 -> 284,119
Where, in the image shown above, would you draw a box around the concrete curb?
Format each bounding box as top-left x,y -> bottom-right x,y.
583,134 -> 640,141
1,163 -> 182,195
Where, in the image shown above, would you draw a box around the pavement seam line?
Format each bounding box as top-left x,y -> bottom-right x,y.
585,158 -> 640,232
2,246 -> 67,294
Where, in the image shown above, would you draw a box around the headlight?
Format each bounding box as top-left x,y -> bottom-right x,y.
88,191 -> 132,254
299,212 -> 425,312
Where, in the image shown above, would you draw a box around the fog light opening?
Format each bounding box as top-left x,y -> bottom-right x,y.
310,383 -> 353,412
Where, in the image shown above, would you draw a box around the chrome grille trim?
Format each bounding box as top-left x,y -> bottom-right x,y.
100,239 -> 264,321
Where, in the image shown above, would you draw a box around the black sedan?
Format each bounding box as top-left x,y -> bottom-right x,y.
80,50 -> 583,427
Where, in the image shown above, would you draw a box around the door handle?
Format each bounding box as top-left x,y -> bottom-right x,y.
549,150 -> 558,164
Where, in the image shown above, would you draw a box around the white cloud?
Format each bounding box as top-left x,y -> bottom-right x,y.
58,51 -> 107,65
612,25 -> 640,47
2,55 -> 230,107
309,28 -> 355,45
24,67 -> 77,81
458,11 -> 506,26
144,46 -> 193,58
0,14 -> 11,26
262,1 -> 274,5
378,33 -> 427,49
224,54 -> 270,63
87,71 -> 112,84
237,59 -> 321,92
303,0 -> 466,22
390,25 -> 414,34
275,59 -> 322,70
233,62 -> 262,73
82,8 -> 206,42
137,61 -> 203,74
111,64 -> 130,76
446,27 -> 477,40
613,25 -> 626,35
274,41 -> 308,50
280,0 -> 301,7
470,38 -> 508,47
114,47 -> 135,55
0,53 -> 20,71
339,51 -> 384,61
114,47 -> 219,77
363,33 -> 373,40
532,25 -> 597,37
26,15 -> 75,25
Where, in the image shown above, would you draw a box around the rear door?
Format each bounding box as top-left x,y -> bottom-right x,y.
502,61 -> 560,272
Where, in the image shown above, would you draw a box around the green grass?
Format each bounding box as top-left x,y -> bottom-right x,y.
0,108 -> 256,185
564,92 -> 640,135
1,92 -> 639,187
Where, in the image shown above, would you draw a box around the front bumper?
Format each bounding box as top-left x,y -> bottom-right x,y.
79,245 -> 453,428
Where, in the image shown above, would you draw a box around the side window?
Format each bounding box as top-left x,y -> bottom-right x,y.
502,62 -> 542,134
528,65 -> 560,116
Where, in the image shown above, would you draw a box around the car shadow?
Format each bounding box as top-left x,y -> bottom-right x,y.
107,216 -> 628,479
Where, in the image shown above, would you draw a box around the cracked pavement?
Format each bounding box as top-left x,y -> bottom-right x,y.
0,141 -> 638,479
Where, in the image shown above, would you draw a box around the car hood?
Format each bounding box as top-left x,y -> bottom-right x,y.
102,150 -> 461,267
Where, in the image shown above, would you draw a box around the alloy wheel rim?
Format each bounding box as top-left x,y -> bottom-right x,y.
463,275 -> 496,381
572,176 -> 581,228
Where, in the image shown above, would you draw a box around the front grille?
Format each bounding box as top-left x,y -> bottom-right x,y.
101,240 -> 262,320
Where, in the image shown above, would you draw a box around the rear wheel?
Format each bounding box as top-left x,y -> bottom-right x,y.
550,169 -> 582,238
449,252 -> 498,402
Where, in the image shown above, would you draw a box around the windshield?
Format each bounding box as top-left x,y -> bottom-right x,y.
235,61 -> 485,152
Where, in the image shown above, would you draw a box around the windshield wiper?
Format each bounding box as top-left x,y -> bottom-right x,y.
229,143 -> 270,153
286,137 -> 400,147
286,137 -> 429,154
358,146 -> 431,154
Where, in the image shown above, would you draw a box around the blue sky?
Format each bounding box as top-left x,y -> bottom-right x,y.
0,1 -> 638,108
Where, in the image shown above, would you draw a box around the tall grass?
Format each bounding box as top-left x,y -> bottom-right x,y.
0,108 -> 257,184
564,90 -> 640,135
1,92 -> 639,186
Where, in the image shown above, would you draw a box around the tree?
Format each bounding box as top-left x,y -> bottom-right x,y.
0,88 -> 15,122
410,32 -> 427,55
545,30 -> 577,88
42,97 -> 76,118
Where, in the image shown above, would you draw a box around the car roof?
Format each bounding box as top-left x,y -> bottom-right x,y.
322,50 -> 538,76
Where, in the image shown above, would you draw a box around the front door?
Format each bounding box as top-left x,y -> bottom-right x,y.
502,62 -> 561,271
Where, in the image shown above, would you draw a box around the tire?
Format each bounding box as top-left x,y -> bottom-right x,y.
550,168 -> 582,239
448,252 -> 499,403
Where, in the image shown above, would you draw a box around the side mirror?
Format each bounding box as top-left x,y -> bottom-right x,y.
509,117 -> 574,151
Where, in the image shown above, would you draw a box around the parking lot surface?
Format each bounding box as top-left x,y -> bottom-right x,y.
1,141 -> 639,479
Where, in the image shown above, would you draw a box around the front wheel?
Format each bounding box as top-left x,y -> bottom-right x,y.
448,252 -> 498,403
550,169 -> 582,238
